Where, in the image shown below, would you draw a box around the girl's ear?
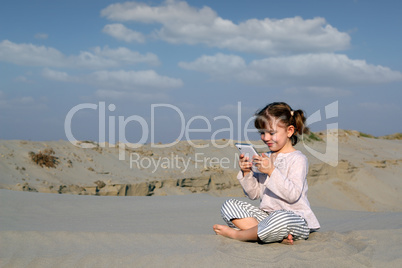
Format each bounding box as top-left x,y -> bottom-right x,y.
287,125 -> 295,138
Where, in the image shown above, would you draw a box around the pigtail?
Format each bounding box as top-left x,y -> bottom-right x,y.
290,109 -> 309,146
293,110 -> 309,135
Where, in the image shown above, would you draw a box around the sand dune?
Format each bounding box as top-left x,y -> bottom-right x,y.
1,130 -> 402,267
0,130 -> 401,211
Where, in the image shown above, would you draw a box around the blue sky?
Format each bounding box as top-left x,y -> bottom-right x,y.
1,0 -> 401,144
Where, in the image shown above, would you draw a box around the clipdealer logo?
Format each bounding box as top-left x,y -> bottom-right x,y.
64,102 -> 255,160
64,101 -> 338,167
304,101 -> 338,167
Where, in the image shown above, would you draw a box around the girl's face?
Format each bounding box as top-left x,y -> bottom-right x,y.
259,120 -> 294,153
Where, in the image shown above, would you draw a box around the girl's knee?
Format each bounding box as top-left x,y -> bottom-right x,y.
257,210 -> 308,243
224,198 -> 237,205
221,198 -> 237,210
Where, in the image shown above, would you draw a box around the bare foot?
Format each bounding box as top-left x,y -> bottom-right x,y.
281,234 -> 294,245
213,224 -> 238,239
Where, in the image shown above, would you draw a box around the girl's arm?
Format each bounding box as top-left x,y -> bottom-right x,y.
264,154 -> 307,203
237,171 -> 261,200
237,153 -> 261,199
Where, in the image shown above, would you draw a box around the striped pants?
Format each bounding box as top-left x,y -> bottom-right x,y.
221,199 -> 310,243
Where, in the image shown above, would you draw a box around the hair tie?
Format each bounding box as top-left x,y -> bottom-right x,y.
290,110 -> 294,116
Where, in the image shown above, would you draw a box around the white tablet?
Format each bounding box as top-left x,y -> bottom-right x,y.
235,143 -> 261,173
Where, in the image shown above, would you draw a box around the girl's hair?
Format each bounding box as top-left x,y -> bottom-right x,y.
254,102 -> 309,146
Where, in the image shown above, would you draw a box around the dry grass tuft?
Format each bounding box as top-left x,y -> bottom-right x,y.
29,148 -> 59,168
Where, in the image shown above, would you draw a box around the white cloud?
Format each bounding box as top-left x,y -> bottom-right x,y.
180,53 -> 402,87
0,40 -> 65,67
42,68 -> 72,82
34,33 -> 48,40
88,70 -> 183,90
90,46 -> 159,66
18,96 -> 35,104
101,0 -> 216,23
103,23 -> 145,43
42,69 -> 183,91
245,53 -> 402,86
95,89 -> 169,102
178,53 -> 246,77
71,46 -> 159,68
284,87 -> 352,97
101,0 -> 350,55
0,40 -> 159,68
14,75 -> 35,84
306,87 -> 351,97
0,93 -> 46,111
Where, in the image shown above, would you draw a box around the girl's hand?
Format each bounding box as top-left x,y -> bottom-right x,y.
253,153 -> 275,176
239,154 -> 252,176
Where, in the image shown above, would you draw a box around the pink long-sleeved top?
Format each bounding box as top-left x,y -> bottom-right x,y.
237,150 -> 320,230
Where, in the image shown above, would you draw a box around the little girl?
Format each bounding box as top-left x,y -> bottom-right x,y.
213,102 -> 320,244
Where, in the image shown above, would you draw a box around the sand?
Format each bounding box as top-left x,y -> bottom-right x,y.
1,130 -> 402,267
1,190 -> 401,267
